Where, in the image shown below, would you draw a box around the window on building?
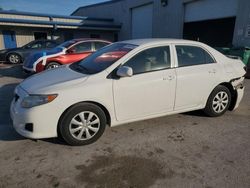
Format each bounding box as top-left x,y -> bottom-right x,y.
90,34 -> 101,39
176,46 -> 215,67
34,32 -> 47,40
125,46 -> 171,74
114,33 -> 118,42
64,32 -> 74,41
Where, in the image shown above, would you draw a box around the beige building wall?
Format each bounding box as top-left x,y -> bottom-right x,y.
15,30 -> 35,47
0,31 -> 4,50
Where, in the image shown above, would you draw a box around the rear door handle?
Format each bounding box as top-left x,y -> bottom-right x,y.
164,75 -> 175,81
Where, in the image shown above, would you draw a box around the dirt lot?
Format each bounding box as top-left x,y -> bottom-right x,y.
0,64 -> 249,188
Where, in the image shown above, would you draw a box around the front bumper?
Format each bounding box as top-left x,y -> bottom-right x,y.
10,86 -> 59,139
22,66 -> 35,74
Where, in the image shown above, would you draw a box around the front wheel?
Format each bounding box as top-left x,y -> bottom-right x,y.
45,62 -> 61,70
58,103 -> 107,146
204,85 -> 231,117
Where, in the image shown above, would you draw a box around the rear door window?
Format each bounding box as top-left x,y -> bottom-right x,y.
94,42 -> 110,51
176,45 -> 215,67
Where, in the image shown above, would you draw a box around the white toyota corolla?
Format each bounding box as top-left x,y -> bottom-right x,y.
11,39 -> 246,145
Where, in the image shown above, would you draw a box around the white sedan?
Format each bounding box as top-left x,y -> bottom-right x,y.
11,39 -> 246,146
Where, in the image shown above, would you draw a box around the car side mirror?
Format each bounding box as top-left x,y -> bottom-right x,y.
67,48 -> 76,54
116,66 -> 133,77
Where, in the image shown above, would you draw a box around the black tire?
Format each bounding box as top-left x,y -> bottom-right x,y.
204,85 -> 231,117
58,103 -> 106,146
7,53 -> 21,64
45,62 -> 61,70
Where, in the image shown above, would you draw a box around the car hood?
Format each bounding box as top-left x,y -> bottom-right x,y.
38,47 -> 65,56
23,47 -> 65,68
0,47 -> 21,54
20,65 -> 88,94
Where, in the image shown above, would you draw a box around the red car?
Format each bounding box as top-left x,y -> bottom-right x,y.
23,39 -> 111,73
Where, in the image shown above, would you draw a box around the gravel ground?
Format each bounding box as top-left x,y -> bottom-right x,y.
0,64 -> 249,188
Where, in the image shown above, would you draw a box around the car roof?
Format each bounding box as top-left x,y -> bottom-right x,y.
120,38 -> 202,46
71,38 -> 111,43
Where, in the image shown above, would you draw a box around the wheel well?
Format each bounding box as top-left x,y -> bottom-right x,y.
86,101 -> 111,126
46,61 -> 61,66
7,52 -> 22,62
218,82 -> 237,111
57,101 -> 111,136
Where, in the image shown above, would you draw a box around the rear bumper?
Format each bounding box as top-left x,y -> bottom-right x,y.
233,86 -> 245,110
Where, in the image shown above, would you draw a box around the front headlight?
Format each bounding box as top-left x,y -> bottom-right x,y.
21,94 -> 58,108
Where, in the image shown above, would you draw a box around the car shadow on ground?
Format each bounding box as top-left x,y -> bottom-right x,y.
0,83 -> 25,141
0,64 -> 28,79
42,137 -> 68,145
182,110 -> 208,117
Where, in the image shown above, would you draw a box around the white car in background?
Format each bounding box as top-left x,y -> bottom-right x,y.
11,39 -> 246,146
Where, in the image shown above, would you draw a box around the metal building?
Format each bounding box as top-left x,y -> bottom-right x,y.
72,0 -> 250,47
0,10 -> 121,50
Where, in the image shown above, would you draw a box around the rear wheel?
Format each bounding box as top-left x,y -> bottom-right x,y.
8,53 -> 21,64
58,103 -> 106,146
204,85 -> 231,117
45,62 -> 61,70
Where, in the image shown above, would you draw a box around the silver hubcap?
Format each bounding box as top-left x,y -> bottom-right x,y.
69,111 -> 100,141
47,64 -> 59,69
212,91 -> 229,113
9,55 -> 19,64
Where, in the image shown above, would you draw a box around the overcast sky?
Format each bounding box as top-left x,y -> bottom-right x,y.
0,0 -> 109,15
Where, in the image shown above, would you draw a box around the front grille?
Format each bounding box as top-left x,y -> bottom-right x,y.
25,123 -> 33,132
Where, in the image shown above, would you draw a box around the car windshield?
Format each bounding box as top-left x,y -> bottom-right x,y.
22,41 -> 36,49
70,43 -> 138,74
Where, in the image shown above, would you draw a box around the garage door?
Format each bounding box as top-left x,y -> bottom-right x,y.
184,0 -> 238,22
184,0 -> 238,46
183,17 -> 236,46
131,4 -> 153,39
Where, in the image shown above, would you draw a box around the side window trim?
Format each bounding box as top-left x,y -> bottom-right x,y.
174,44 -> 217,68
91,42 -> 95,51
94,41 -> 110,51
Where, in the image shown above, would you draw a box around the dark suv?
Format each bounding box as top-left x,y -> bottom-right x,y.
0,40 -> 58,64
